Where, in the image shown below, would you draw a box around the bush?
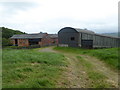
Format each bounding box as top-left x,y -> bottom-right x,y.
2,38 -> 12,46
1,27 -> 26,47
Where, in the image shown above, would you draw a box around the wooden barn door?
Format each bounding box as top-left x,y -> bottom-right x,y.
81,40 -> 93,49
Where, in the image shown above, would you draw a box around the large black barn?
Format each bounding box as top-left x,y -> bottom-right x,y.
58,27 -> 120,48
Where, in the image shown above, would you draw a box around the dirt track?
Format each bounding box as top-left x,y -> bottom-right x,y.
39,47 -> 118,88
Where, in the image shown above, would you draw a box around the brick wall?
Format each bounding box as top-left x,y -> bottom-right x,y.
11,37 -> 58,47
40,38 -> 58,46
11,39 -> 29,46
18,39 -> 29,46
51,38 -> 58,45
10,39 -> 15,45
40,37 -> 52,46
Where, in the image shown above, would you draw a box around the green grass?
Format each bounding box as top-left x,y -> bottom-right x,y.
76,56 -> 110,88
0,49 -> 2,89
54,47 -> 119,70
76,56 -> 92,69
2,48 -> 67,88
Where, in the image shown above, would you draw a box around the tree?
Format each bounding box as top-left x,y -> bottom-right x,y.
2,38 -> 12,46
1,27 -> 26,46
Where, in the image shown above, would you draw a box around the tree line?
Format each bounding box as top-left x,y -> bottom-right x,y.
1,27 -> 26,46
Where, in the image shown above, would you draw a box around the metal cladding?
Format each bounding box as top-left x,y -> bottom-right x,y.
58,27 -> 120,48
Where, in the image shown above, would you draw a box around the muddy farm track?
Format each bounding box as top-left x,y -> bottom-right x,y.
39,47 -> 118,88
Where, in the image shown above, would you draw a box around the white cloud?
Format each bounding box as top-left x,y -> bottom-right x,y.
0,0 -> 119,33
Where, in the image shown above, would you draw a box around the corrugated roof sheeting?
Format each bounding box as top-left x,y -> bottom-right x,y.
10,33 -> 58,39
74,28 -> 119,39
75,28 -> 95,34
48,34 -> 58,38
11,33 -> 46,39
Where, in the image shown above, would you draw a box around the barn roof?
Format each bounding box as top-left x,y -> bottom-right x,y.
59,27 -> 120,38
48,34 -> 58,38
94,33 -> 120,39
74,28 -> 95,34
10,33 -> 47,39
59,27 -> 95,34
11,33 -> 58,39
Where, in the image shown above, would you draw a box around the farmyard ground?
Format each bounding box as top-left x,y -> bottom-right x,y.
2,47 -> 119,88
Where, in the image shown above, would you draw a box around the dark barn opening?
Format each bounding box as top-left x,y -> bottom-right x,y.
71,37 -> 75,41
15,39 -> 18,46
29,38 -> 41,45
81,40 -> 93,49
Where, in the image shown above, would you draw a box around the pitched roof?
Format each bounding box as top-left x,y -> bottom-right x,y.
10,33 -> 58,39
48,34 -> 58,38
10,33 -> 46,39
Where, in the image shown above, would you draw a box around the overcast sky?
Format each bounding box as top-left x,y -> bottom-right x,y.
0,0 -> 119,34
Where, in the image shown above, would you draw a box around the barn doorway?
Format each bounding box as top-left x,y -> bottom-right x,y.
81,40 -> 93,49
29,39 -> 40,45
15,39 -> 18,46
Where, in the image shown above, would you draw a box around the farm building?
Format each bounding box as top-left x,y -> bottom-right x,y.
10,33 -> 58,47
58,27 -> 120,48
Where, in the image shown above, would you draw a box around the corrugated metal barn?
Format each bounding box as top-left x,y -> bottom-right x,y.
58,27 -> 120,48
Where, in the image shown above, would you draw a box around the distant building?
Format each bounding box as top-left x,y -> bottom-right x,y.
10,33 -> 58,47
58,27 -> 120,48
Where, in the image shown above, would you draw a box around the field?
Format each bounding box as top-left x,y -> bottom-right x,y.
2,48 -> 67,88
2,47 -> 119,88
0,49 -> 2,89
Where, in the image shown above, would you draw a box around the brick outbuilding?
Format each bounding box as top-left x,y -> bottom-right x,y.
10,33 -> 58,47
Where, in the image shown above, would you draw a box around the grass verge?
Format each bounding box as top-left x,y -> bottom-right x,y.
54,47 -> 119,70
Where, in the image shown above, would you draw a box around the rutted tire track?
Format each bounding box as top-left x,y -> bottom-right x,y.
39,47 -> 118,88
79,55 -> 118,87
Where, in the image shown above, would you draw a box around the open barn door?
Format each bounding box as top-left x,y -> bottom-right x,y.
81,40 -> 93,49
29,39 -> 41,45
